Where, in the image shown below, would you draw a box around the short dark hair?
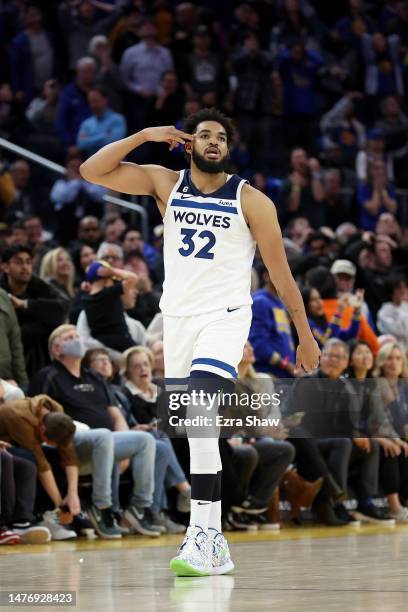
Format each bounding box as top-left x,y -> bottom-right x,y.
1,244 -> 33,263
183,107 -> 234,144
89,85 -> 108,99
384,274 -> 407,300
43,413 -> 76,445
124,249 -> 146,264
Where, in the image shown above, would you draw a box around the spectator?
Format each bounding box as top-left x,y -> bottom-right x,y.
330,258 -> 373,325
0,245 -> 70,377
102,214 -> 127,245
71,243 -> 96,286
8,159 -> 34,221
278,40 -> 324,152
249,264 -> 296,378
0,439 -> 50,544
375,95 -> 408,186
332,0 -> 374,49
299,286 -> 362,349
377,275 -> 408,352
22,215 -> 56,256
0,394 -> 80,540
152,71 -> 186,128
373,342 -> 408,522
50,155 -> 105,244
82,259 -> 138,352
111,7 -> 142,64
322,169 -> 351,230
356,128 -> 394,183
305,265 -> 379,354
88,34 -> 124,113
362,236 -> 396,318
270,0 -> 327,55
39,247 -> 75,301
96,241 -> 124,268
181,25 -> 228,107
77,86 -> 127,158
290,338 -> 392,525
375,212 -> 402,242
231,33 -> 276,168
25,78 -> 63,161
73,216 -> 103,251
122,228 -> 158,269
279,148 -> 326,229
10,4 -> 55,102
120,19 -> 174,132
320,93 -> 366,168
357,160 -> 397,231
361,32 -> 404,98
0,287 -> 27,386
29,324 -> 160,537
56,57 -> 96,149
119,346 -> 190,533
58,0 -> 119,70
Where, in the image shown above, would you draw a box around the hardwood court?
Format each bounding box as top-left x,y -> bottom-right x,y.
1,525 -> 407,611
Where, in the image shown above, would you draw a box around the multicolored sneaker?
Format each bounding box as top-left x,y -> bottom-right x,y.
170,525 -> 211,577
208,528 -> 234,575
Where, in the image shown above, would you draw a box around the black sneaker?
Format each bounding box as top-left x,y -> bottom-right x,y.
70,512 -> 97,538
123,506 -> 161,537
229,512 -> 258,531
88,506 -> 123,539
231,497 -> 268,515
314,502 -> 348,526
353,504 -> 396,526
334,504 -> 361,526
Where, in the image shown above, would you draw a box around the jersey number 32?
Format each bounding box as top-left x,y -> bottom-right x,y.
178,228 -> 215,260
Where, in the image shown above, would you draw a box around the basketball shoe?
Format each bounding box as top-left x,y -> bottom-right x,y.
170,525 -> 212,576
208,528 -> 235,575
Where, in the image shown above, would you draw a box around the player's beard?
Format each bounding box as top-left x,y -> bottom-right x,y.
192,147 -> 229,174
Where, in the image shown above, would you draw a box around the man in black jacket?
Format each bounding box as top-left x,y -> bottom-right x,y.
0,245 -> 70,377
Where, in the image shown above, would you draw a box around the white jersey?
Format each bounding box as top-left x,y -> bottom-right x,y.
160,169 -> 256,316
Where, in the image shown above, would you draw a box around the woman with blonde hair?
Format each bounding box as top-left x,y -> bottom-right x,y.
373,342 -> 408,522
39,248 -> 75,300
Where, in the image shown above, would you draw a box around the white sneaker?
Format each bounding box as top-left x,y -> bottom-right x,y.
170,525 -> 211,576
40,510 -> 77,541
209,528 -> 234,575
12,524 -> 51,544
389,506 -> 408,523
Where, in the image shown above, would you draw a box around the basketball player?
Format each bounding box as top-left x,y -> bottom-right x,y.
80,108 -> 320,576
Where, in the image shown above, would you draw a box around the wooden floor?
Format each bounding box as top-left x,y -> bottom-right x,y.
1,524 -> 407,611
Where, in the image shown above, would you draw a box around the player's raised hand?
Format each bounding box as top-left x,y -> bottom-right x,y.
294,337 -> 321,375
143,126 -> 193,151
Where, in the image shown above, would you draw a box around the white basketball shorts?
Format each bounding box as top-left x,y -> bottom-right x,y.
163,305 -> 252,380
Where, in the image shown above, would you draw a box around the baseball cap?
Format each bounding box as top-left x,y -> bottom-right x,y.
330,259 -> 356,277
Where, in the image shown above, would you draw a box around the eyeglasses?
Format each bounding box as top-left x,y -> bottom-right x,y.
323,353 -> 347,361
91,357 -> 111,364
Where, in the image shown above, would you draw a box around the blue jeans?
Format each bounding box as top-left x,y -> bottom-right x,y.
74,429 -> 155,509
152,436 -> 186,513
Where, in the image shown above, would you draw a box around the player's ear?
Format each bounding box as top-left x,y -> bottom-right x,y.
184,141 -> 192,155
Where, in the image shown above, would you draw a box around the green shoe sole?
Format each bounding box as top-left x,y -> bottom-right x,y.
170,558 -> 211,577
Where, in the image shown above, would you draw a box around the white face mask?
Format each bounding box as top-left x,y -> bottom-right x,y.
61,338 -> 85,359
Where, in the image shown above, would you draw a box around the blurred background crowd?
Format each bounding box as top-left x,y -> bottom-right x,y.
0,0 -> 408,546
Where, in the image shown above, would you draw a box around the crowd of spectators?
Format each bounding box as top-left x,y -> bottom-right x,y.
0,0 -> 408,544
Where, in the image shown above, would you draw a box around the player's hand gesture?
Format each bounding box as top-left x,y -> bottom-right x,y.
294,337 -> 321,374
143,126 -> 193,151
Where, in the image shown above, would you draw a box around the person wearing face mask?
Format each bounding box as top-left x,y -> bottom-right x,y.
29,324 -> 160,539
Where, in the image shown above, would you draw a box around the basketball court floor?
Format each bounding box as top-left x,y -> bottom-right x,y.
1,525 -> 407,611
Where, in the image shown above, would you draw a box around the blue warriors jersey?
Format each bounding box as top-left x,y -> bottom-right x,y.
160,169 -> 256,316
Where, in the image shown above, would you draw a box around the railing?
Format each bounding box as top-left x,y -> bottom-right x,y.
0,137 -> 149,241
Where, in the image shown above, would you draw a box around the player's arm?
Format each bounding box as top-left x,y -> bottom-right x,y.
79,126 -> 193,196
243,185 -> 320,373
